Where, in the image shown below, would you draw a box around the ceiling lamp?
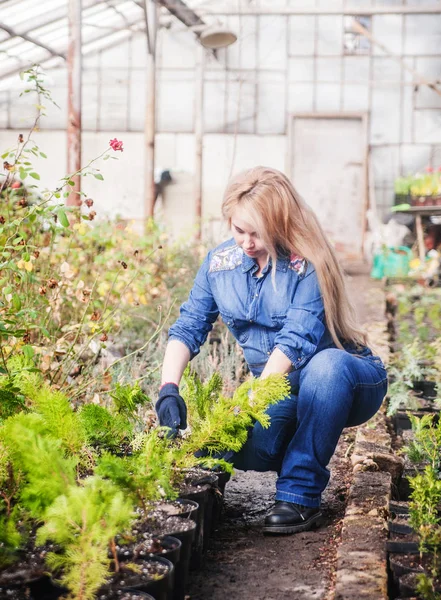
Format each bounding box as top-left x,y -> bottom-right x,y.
199,24 -> 237,49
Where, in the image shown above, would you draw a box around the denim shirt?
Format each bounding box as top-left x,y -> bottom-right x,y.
168,238 -> 335,377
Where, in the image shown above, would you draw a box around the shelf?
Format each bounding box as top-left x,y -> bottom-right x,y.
393,206 -> 441,216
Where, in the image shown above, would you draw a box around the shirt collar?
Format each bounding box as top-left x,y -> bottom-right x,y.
241,252 -> 290,273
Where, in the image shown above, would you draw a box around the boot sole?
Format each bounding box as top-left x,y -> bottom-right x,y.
263,511 -> 323,535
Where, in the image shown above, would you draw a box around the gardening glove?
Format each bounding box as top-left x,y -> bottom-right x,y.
155,383 -> 187,438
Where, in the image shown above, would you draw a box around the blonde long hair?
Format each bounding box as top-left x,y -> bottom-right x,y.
221,166 -> 367,349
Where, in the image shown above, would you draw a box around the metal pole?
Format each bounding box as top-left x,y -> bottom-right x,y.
194,45 -> 205,240
144,0 -> 157,222
67,0 -> 82,209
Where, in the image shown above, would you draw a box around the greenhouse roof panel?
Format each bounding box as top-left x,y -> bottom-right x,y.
0,0 -> 150,80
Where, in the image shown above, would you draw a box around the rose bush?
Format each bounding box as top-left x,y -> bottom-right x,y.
0,67 -> 203,408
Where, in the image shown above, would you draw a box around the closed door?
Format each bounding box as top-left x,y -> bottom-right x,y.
290,115 -> 367,260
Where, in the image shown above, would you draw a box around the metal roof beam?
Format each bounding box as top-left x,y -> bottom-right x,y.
0,23 -> 145,81
153,0 -> 205,29
0,22 -> 66,59
197,5 -> 441,14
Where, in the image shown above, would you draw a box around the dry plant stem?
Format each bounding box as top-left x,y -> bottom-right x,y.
100,245 -> 162,319
109,537 -> 120,574
40,237 -> 76,336
0,97 -> 41,195
56,278 -> 100,386
3,146 -> 112,255
69,307 -> 170,401
62,251 -> 166,382
0,345 -> 10,375
104,304 -> 172,372
0,493 -> 11,516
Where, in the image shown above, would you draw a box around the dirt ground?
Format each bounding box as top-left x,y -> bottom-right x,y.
187,269 -> 385,600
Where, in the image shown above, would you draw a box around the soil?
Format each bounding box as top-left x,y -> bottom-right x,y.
113,535 -> 180,561
186,269 -> 384,600
108,558 -> 170,589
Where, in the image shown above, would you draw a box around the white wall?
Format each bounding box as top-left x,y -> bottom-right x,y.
1,4 -> 441,225
0,128 -> 286,241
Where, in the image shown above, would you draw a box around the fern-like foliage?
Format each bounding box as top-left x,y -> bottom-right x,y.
11,370 -> 88,460
182,369 -> 223,423
78,404 -> 133,451
2,412 -> 77,518
110,382 -> 150,422
0,424 -> 26,567
96,429 -> 177,512
37,476 -> 134,600
177,373 -> 290,470
0,510 -> 23,568
0,379 -> 26,421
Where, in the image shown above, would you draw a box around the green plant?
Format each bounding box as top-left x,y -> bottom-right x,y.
394,176 -> 413,195
405,414 -> 441,471
78,404 -> 133,451
409,171 -> 441,197
110,381 -> 150,422
178,372 -> 290,471
96,428 -> 177,513
416,565 -> 441,600
0,435 -> 25,567
1,412 -> 77,518
409,467 -> 441,543
36,476 -> 134,600
406,414 -> 441,598
183,369 -> 223,423
386,368 -> 420,416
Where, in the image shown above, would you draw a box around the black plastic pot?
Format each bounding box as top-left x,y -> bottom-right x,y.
389,553 -> 425,582
393,408 -> 436,433
413,380 -> 437,399
26,574 -> 68,600
178,488 -> 208,569
394,193 -> 411,206
123,556 -> 174,600
389,501 -> 410,516
164,518 -> 196,600
133,535 -> 182,567
386,532 -> 420,554
398,572 -> 424,597
202,473 -> 219,550
174,498 -> 199,520
216,469 -> 231,495
388,517 -> 414,535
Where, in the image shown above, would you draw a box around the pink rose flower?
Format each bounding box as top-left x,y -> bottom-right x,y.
109,138 -> 124,152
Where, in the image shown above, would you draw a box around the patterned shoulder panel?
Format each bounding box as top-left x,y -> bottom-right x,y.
288,253 -> 307,276
209,245 -> 243,273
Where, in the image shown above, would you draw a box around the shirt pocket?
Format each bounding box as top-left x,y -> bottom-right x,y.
220,312 -> 249,344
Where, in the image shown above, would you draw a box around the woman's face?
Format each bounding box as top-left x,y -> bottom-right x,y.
231,207 -> 268,264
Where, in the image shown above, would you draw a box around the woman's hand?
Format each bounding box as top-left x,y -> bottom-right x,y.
260,347 -> 293,380
156,383 -> 187,438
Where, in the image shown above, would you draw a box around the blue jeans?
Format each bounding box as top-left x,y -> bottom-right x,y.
232,347 -> 388,508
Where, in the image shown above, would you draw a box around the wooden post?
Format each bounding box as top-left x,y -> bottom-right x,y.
144,0 -> 158,222
194,45 -> 205,240
415,214 -> 425,263
67,0 -> 82,208
145,51 -> 156,220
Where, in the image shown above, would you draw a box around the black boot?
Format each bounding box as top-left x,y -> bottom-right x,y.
263,501 -> 323,534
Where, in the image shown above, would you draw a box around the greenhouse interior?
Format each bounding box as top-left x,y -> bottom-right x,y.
1,1 -> 441,599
